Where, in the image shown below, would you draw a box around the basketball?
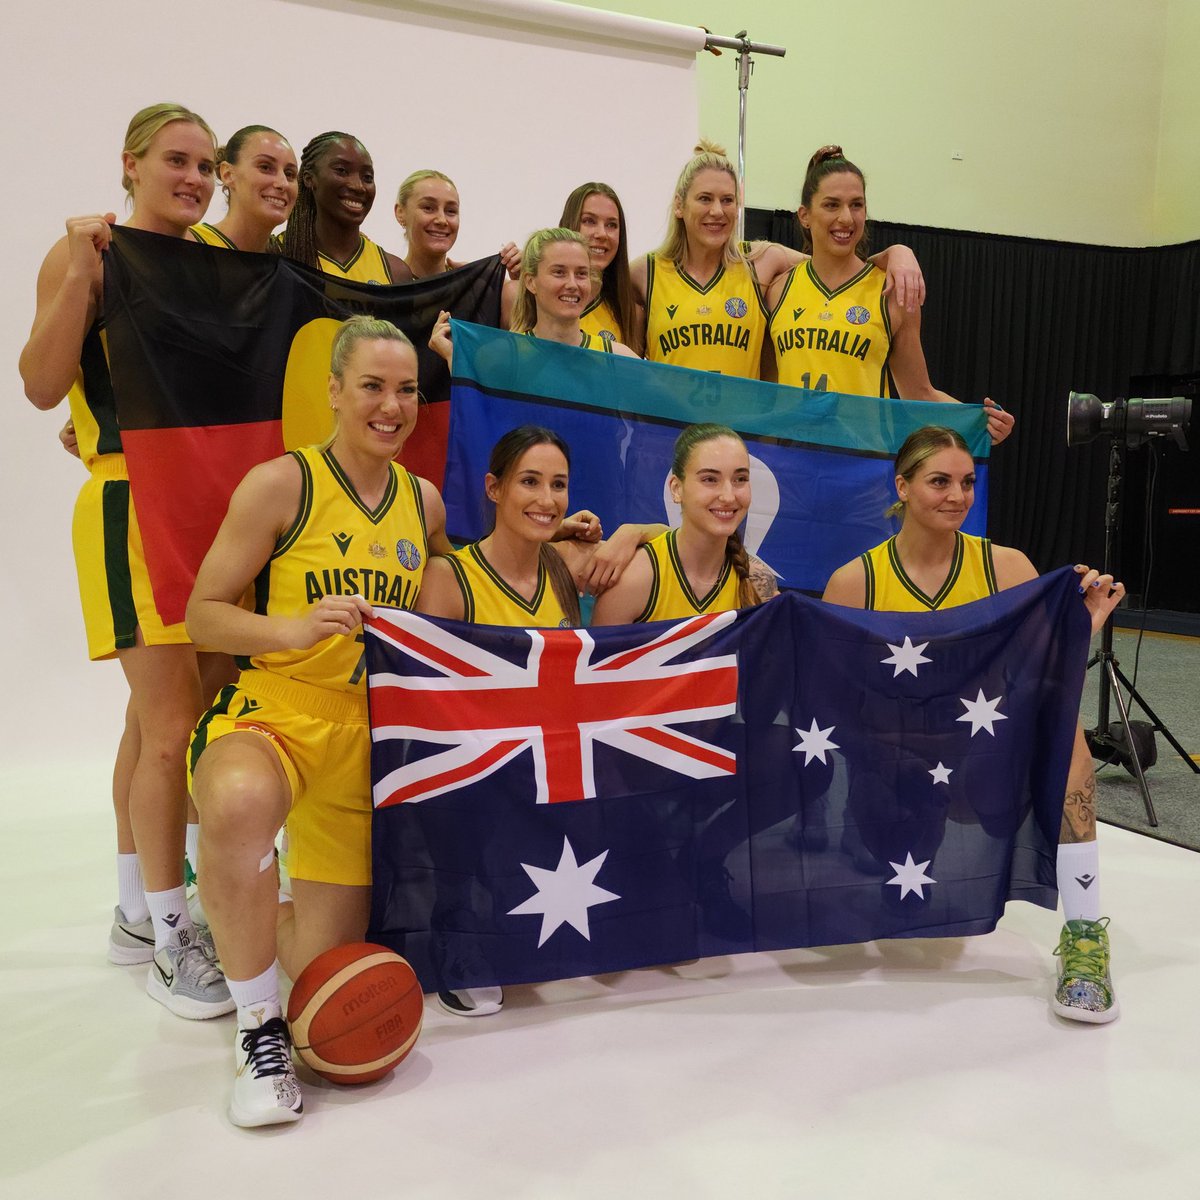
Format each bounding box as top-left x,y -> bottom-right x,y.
287,942 -> 423,1085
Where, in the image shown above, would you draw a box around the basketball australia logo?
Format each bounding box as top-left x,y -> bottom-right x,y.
725,297 -> 749,319
846,305 -> 871,325
396,539 -> 423,571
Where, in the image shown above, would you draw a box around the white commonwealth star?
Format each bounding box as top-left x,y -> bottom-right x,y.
886,852 -> 937,900
880,636 -> 932,678
956,688 -> 1008,737
507,836 -> 620,948
792,718 -> 840,765
929,762 -> 953,785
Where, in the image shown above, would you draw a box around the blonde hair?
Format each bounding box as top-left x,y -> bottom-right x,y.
396,169 -> 457,210
508,228 -> 593,334
885,426 -> 972,519
322,317 -> 416,450
121,103 -> 216,195
655,141 -> 744,268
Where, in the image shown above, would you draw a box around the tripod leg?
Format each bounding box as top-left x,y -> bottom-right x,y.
1110,664 -> 1200,774
1106,661 -> 1158,826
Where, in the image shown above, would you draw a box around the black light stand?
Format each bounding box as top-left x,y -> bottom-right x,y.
1084,440 -> 1200,826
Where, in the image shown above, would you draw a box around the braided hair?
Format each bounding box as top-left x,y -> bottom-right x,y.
670,423 -> 762,608
279,131 -> 360,267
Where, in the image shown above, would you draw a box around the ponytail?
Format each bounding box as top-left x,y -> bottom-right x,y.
725,530 -> 763,608
541,545 -> 582,627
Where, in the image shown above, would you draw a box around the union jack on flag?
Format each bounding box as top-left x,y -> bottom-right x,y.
366,608 -> 741,809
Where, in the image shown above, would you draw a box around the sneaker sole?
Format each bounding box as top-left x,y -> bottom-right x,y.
1052,997 -> 1120,1024
228,1099 -> 303,1129
109,941 -> 155,966
436,992 -> 503,1018
147,973 -> 236,1020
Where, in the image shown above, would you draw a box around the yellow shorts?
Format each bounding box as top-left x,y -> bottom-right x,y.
71,454 -> 189,660
188,669 -> 372,887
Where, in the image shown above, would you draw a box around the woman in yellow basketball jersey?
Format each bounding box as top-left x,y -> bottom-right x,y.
186,315 -> 449,1126
279,131 -> 406,283
558,182 -> 643,356
591,423 -> 777,625
633,142 -> 925,379
822,424 -> 1122,1025
192,125 -> 299,252
20,103 -> 235,1019
767,146 -> 1014,444
431,227 -> 641,360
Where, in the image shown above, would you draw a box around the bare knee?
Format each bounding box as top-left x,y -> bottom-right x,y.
193,751 -> 289,855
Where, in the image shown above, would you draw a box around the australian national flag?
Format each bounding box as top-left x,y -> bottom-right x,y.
366,570 -> 1089,992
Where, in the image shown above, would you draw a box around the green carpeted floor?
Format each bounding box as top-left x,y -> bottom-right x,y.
1081,628 -> 1200,851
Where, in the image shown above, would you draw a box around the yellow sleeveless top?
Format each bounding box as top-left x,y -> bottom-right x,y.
635,530 -> 740,622
579,295 -> 623,346
317,235 -> 393,284
67,323 -> 121,468
446,542 -> 572,628
644,252 -> 767,377
770,261 -> 892,397
861,532 -> 998,612
523,329 -> 612,353
189,222 -> 239,250
248,446 -> 427,691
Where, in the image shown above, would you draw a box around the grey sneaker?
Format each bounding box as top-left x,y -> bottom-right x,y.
230,1017 -> 303,1128
147,942 -> 235,1020
109,906 -> 155,965
437,986 -> 504,1018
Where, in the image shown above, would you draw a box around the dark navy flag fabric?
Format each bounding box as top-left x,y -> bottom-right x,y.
366,571 -> 1088,992
441,320 -> 991,594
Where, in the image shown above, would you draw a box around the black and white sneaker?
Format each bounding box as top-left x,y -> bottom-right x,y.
147,942 -> 235,1020
437,986 -> 504,1018
230,1017 -> 303,1128
108,906 -> 155,965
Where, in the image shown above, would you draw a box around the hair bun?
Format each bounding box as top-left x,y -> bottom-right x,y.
808,144 -> 846,171
694,139 -> 728,158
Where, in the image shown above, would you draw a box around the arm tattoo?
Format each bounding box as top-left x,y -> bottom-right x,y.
748,556 -> 779,600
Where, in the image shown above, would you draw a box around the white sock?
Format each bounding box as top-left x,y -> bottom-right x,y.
227,963 -> 283,1029
145,885 -> 196,951
185,823 -> 200,878
1057,841 -> 1101,923
117,853 -> 148,922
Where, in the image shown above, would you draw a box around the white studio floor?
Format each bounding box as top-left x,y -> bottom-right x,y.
3,762 -> 1199,1200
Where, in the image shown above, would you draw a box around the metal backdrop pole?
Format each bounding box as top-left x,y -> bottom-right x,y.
704,31 -> 786,241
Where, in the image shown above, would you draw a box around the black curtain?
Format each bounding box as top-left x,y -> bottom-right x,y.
746,208 -> 1200,579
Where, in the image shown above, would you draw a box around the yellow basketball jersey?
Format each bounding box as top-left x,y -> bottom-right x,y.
579,295 -> 623,346
523,329 -> 612,353
446,542 -> 572,628
861,532 -> 997,612
189,222 -> 238,250
635,530 -> 740,622
770,261 -> 892,397
644,253 -> 767,377
67,322 -> 121,468
249,446 -> 428,691
317,235 -> 393,284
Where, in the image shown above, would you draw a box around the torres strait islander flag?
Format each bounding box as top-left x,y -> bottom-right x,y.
365,571 -> 1089,993
102,227 -> 504,625
442,320 -> 992,594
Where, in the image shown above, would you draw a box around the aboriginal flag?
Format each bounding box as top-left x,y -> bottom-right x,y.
103,227 -> 505,625
443,321 -> 993,593
366,572 -> 1088,991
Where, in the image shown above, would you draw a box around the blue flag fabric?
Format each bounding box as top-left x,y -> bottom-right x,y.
366,570 -> 1088,992
441,321 -> 992,594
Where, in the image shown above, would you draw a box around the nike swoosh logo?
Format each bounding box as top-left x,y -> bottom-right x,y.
157,965 -> 175,988
118,925 -> 155,946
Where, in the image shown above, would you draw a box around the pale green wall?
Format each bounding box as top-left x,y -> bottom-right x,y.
583,0 -> 1192,246
1155,0 -> 1200,241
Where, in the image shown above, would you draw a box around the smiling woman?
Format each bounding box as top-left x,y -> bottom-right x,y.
279,131 -> 407,282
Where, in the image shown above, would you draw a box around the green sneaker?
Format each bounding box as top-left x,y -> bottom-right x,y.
1053,917 -> 1119,1024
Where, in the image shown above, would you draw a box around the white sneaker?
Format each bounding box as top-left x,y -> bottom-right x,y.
108,906 -> 155,965
147,942 -> 235,1020
437,986 -> 504,1018
230,1017 -> 303,1128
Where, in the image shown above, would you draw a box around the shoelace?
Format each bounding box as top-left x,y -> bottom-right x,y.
176,942 -> 226,987
241,1018 -> 293,1079
1054,919 -> 1111,983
